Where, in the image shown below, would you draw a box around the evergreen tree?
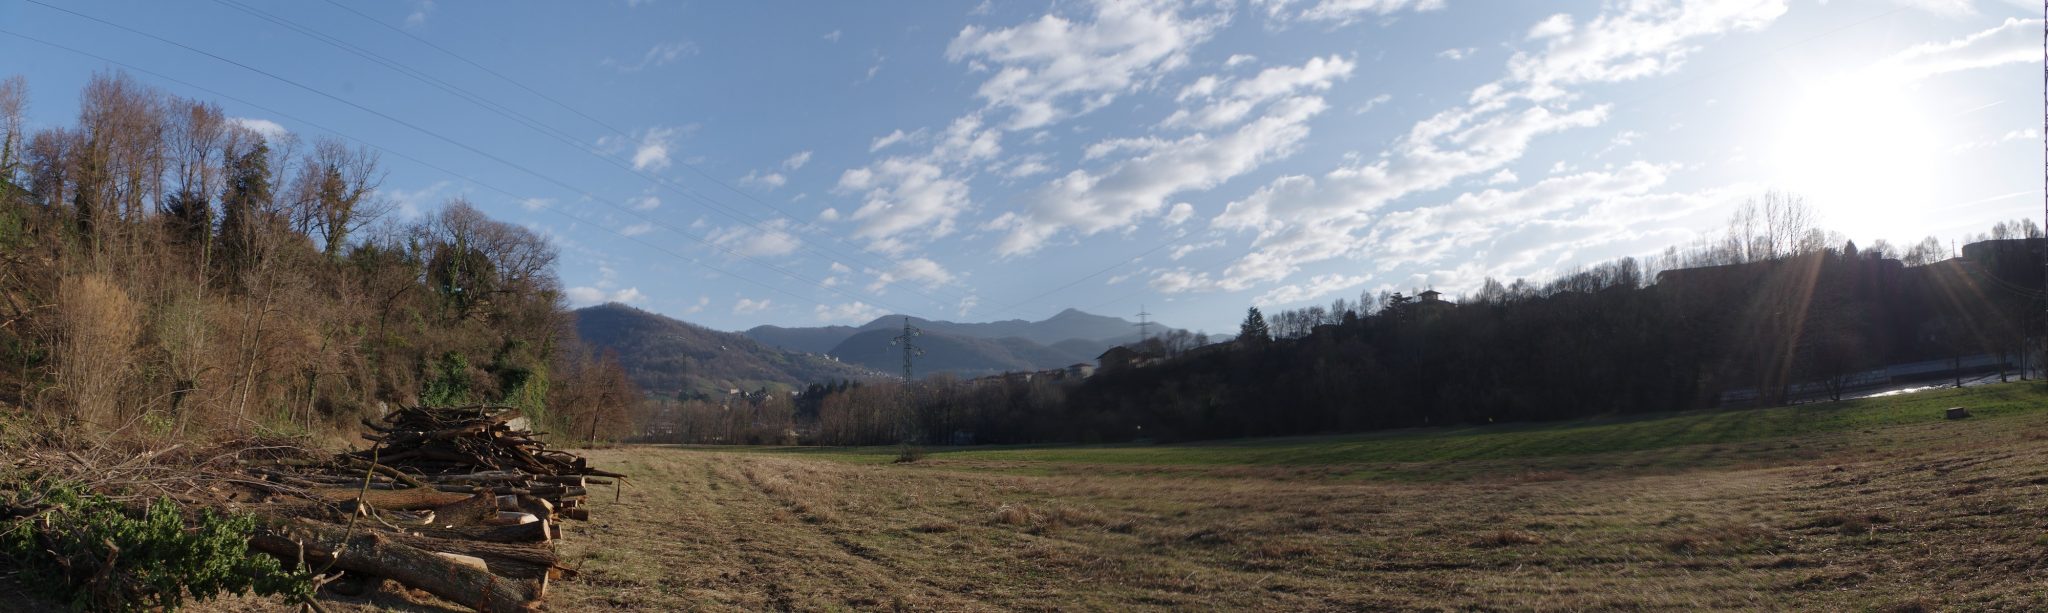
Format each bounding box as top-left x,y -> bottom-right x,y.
1239,307 -> 1271,344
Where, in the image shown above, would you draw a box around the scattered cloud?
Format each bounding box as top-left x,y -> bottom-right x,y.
741,170 -> 787,189
1254,0 -> 1446,27
1353,93 -> 1391,114
1437,47 -> 1476,60
946,0 -> 1229,130
1255,273 -> 1368,306
991,54 -> 1345,256
866,257 -> 956,293
629,194 -> 661,211
782,150 -> 813,171
834,115 -> 1000,253
1872,17 -> 2041,82
734,297 -> 773,314
822,29 -> 843,42
566,285 -> 648,306
520,197 -> 552,211
604,41 -> 699,72
1197,1 -> 1788,293
620,222 -> 655,237
404,0 -> 435,28
229,117 -> 287,140
815,300 -> 885,323
1163,202 -> 1196,226
605,126 -> 683,172
871,129 -> 916,151
709,219 -> 802,257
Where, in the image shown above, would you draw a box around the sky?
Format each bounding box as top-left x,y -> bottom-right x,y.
2,0 -> 2041,334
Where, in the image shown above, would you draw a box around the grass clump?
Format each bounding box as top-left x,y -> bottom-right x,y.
0,480 -> 311,612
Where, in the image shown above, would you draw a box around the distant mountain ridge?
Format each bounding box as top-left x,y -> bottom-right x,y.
574,303 -> 882,397
745,308 -> 1182,377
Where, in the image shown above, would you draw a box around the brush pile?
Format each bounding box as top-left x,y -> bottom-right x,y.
234,405 -> 627,612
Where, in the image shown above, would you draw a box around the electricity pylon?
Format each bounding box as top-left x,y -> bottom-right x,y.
890,316 -> 923,380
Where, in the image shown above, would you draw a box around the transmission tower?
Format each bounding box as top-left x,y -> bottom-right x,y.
890,316 -> 924,380
1135,305 -> 1153,342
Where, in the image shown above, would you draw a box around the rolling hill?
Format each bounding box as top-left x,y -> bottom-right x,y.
744,308 -> 1185,377
573,303 -> 881,398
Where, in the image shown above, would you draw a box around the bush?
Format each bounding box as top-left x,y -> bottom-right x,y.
0,481 -> 311,611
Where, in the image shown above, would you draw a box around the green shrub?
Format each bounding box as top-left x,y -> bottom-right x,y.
0,481 -> 311,611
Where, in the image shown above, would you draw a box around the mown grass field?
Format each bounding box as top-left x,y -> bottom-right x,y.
420,383 -> 2048,610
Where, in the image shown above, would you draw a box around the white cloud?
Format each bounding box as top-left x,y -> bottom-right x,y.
1201,0 -> 1788,292
741,170 -> 787,190
566,285 -> 649,306
611,126 -> 682,172
1437,47 -> 1476,60
1526,13 -> 1572,39
834,116 -> 1000,253
866,258 -> 956,293
1256,273 -> 1369,306
871,129 -> 915,151
629,194 -> 661,211
1487,169 -> 1518,185
620,222 -> 655,237
815,301 -> 885,323
993,93 -> 1331,256
684,296 -> 709,314
1170,239 -> 1224,260
1872,17 -> 2041,82
734,297 -> 773,314
1951,128 -> 2040,154
817,207 -> 841,222
1353,93 -> 1392,114
1225,53 -> 1258,68
782,150 -> 813,170
823,29 -> 843,42
946,0 -> 1229,130
229,117 -> 288,140
520,197 -> 552,211
1163,202 -> 1195,225
1890,0 -> 1974,17
605,41 -> 698,72
405,0 -> 435,27
956,295 -> 981,317
709,219 -> 802,257
1164,54 -> 1355,130
1254,0 -> 1446,27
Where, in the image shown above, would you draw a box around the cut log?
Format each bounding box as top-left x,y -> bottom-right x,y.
559,507 -> 589,521
249,519 -> 542,613
486,512 -> 538,526
435,552 -> 491,573
310,487 -> 477,510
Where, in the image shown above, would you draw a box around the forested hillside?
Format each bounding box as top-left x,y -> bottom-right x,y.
573,302 -> 879,398
729,198 -> 2047,446
0,73 -> 638,441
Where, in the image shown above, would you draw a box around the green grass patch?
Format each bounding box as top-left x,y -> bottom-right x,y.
693,382 -> 2047,470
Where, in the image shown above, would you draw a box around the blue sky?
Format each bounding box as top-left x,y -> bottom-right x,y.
2,0 -> 2040,334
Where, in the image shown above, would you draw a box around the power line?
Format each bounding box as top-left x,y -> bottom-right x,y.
0,28 -> 872,314
16,1 -> 921,315
286,0 -> 985,311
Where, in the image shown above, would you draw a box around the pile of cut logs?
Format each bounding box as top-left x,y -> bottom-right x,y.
238,405 -> 625,612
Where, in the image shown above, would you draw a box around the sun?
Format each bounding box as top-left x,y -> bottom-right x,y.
1767,71 -> 1944,241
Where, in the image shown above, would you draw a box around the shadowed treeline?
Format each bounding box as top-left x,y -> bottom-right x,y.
774,196 -> 2042,446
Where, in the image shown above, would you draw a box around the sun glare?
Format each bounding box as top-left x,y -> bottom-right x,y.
1768,72 -> 1943,241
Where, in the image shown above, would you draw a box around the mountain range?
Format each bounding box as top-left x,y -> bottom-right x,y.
573,305 -> 1178,395
572,303 -> 881,398
745,308 -> 1180,377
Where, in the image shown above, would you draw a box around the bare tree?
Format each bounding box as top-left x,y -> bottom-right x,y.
0,76 -> 25,182
294,137 -> 389,257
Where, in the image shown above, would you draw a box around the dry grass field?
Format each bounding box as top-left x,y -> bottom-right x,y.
535,383 -> 2048,612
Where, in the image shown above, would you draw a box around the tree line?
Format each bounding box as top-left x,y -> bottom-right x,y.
713,194 -> 2043,446
0,72 -> 640,442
